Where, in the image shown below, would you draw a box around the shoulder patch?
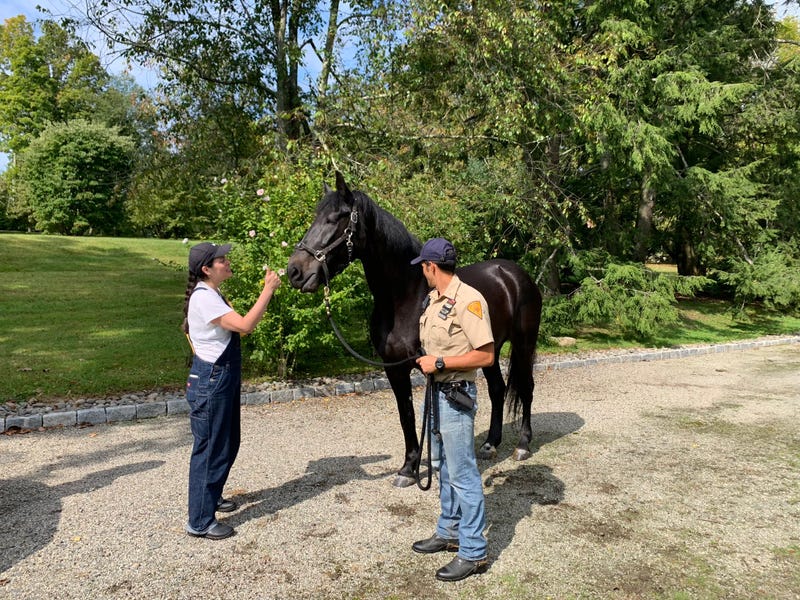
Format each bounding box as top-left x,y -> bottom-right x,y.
467,301 -> 483,319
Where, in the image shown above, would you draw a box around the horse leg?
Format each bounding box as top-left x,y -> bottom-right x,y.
385,366 -> 420,488
478,361 -> 505,460
510,343 -> 536,461
513,385 -> 534,461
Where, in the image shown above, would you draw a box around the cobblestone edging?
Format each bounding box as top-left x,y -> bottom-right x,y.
3,334 -> 799,433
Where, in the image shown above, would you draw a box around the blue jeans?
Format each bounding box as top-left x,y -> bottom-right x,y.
430,381 -> 487,561
186,354 -> 241,532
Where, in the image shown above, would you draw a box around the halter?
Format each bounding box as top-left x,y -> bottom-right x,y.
294,206 -> 358,271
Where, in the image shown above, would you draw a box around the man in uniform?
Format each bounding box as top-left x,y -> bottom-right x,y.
410,237 -> 494,581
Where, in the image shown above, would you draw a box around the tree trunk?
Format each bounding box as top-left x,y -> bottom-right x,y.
271,0 -> 305,146
674,228 -> 704,276
317,0 -> 341,101
634,175 -> 655,263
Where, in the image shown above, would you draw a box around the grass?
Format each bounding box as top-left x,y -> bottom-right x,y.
3,233 -> 800,404
540,296 -> 800,356
3,234 -> 191,403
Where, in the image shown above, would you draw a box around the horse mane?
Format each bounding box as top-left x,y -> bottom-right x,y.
352,189 -> 422,261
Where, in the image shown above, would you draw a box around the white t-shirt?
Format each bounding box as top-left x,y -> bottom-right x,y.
187,282 -> 234,362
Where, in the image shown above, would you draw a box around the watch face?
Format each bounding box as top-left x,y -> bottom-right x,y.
435,357 -> 444,370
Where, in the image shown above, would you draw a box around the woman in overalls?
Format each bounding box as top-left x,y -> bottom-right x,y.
181,242 -> 281,540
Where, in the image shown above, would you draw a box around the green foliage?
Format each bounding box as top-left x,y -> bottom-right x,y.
713,244 -> 800,312
0,16 -> 161,234
125,153 -> 218,239
339,0 -> 792,296
80,0 -> 359,145
0,17 -> 113,153
15,119 -> 135,234
542,252 -> 711,340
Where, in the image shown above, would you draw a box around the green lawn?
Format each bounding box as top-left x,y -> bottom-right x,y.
3,234 -> 191,402
541,296 -> 800,355
3,233 -> 800,404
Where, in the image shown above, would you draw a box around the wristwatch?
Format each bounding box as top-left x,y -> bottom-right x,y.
435,357 -> 445,372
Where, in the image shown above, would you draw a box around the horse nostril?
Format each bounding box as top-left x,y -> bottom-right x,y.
287,264 -> 300,283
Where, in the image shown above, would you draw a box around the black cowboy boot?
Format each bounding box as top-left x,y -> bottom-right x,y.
435,556 -> 488,582
411,534 -> 459,554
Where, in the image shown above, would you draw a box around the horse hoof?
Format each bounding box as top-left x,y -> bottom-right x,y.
392,474 -> 416,488
513,448 -> 532,461
478,443 -> 497,460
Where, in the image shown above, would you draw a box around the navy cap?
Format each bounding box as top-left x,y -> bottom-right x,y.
189,242 -> 232,276
410,237 -> 457,265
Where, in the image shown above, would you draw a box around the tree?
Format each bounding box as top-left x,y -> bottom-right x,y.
329,1 -> 792,279
76,0 -> 383,149
0,16 -> 113,154
1,16 -> 161,233
15,119 -> 135,234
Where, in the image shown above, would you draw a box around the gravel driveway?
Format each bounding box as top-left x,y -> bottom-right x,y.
2,343 -> 799,599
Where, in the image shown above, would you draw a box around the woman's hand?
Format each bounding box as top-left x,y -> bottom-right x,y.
262,268 -> 282,294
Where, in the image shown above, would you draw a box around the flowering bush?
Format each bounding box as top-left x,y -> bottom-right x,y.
204,159 -> 372,378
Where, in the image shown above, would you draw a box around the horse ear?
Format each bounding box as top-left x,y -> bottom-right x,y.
335,171 -> 352,200
323,182 -> 332,194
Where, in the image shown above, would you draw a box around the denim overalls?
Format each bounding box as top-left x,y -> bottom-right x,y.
186,327 -> 242,532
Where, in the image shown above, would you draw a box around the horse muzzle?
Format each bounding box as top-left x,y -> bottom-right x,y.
286,257 -> 321,292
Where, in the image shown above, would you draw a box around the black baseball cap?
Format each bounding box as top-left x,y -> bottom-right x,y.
410,237 -> 457,266
189,242 -> 232,276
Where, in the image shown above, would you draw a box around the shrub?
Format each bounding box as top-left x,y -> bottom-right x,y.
712,244 -> 800,313
15,119 -> 134,234
541,251 -> 711,340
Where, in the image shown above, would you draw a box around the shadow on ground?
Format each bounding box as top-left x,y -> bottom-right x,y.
476,411 -> 584,562
0,461 -> 164,574
226,454 -> 394,529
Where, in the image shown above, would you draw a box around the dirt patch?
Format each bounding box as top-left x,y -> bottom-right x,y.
1,344 -> 799,599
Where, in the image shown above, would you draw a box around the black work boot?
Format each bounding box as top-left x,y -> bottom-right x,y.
411,534 -> 459,554
435,556 -> 488,581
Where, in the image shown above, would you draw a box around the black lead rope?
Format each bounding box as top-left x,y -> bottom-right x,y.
416,374 -> 439,491
319,259 -> 419,368
325,301 -> 416,368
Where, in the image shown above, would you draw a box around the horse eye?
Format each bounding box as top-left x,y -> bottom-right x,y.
326,212 -> 346,225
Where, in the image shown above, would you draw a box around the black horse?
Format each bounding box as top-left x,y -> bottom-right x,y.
287,172 -> 542,487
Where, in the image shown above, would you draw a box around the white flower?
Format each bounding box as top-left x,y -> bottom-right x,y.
256,188 -> 265,196
281,241 -> 288,247
278,268 -> 286,276
220,178 -> 228,184
248,230 -> 256,238
182,238 -> 189,245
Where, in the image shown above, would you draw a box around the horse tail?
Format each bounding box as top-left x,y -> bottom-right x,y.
505,343 -> 536,418
504,284 -> 542,418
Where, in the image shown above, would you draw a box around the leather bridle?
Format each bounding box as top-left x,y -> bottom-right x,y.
294,206 -> 359,276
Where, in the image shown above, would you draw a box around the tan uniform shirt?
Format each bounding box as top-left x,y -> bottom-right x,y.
419,274 -> 494,383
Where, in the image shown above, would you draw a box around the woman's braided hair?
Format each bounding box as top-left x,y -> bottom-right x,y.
181,271 -> 201,334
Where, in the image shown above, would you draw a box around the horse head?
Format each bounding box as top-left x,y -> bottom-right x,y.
287,172 -> 361,293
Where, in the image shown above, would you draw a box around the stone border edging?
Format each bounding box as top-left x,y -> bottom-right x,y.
3,335 -> 799,433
